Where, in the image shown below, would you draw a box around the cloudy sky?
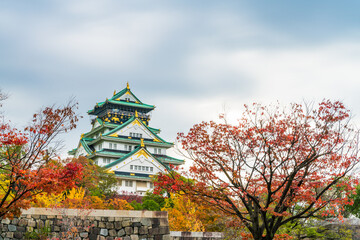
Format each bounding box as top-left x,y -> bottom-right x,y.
1,1 -> 360,158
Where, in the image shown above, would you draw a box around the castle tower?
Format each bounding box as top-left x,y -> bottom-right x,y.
69,83 -> 184,194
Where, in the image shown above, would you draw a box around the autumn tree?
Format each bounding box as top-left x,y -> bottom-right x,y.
0,94 -> 83,218
156,100 -> 360,240
71,156 -> 118,198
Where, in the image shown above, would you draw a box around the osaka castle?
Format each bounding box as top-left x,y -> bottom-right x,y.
69,83 -> 184,194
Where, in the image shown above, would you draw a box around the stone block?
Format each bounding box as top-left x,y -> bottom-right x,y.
11,218 -> 18,225
8,225 -> 16,232
141,218 -> 152,227
149,227 -> 158,235
130,235 -> 139,240
5,232 -> 13,238
80,232 -> 89,238
100,228 -> 108,236
99,222 -> 106,228
134,227 -> 138,234
106,222 -> 114,229
117,229 -> 126,237
132,222 -> 142,227
1,219 -> 10,224
18,219 -> 28,226
91,227 -> 100,235
28,220 -> 36,227
139,226 -> 148,235
13,232 -> 23,239
114,221 -> 122,229
125,226 -> 132,235
108,217 -> 115,222
122,220 -> 131,227
162,235 -> 171,240
132,217 -> 141,223
159,226 -> 169,235
17,226 -> 25,232
109,229 -> 117,237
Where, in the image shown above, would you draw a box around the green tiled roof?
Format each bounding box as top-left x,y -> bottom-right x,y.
103,116 -> 172,145
149,127 -> 160,134
114,174 -> 151,180
104,147 -> 169,171
93,150 -> 126,157
88,86 -> 155,114
156,155 -> 185,165
80,139 -> 93,155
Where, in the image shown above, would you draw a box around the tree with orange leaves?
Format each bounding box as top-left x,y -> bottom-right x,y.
156,100 -> 360,240
0,93 -> 83,218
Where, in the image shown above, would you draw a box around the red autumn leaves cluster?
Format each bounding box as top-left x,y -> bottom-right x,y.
156,100 -> 360,240
0,99 -> 83,219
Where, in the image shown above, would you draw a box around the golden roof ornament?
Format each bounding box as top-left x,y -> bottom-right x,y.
135,110 -> 138,118
141,138 -> 145,147
126,82 -> 130,89
113,90 -> 116,96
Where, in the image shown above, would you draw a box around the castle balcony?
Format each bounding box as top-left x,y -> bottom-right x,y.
100,109 -> 150,119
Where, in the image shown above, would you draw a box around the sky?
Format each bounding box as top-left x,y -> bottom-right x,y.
1,1 -> 360,159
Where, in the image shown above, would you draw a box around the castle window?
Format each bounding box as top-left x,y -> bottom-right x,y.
150,167 -> 153,172
158,149 -> 161,154
125,180 -> 133,187
130,165 -> 133,170
128,145 -> 132,151
113,143 -> 117,149
109,143 -> 112,149
103,158 -> 110,164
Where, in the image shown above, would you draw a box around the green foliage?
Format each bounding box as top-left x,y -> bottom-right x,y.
142,191 -> 166,209
277,218 -> 352,240
130,200 -> 143,210
142,200 -> 160,211
129,192 -> 165,211
72,157 -> 119,198
25,225 -> 51,240
345,184 -> 360,218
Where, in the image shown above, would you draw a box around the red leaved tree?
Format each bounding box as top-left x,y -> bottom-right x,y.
0,94 -> 83,218
156,100 -> 360,240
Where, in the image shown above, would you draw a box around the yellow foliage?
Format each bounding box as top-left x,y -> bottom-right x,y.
31,187 -> 134,211
62,187 -> 86,209
162,193 -> 205,232
32,192 -> 65,208
106,198 -> 134,210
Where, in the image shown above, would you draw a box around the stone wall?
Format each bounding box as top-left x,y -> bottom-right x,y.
170,231 -> 223,240
0,208 -> 171,240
